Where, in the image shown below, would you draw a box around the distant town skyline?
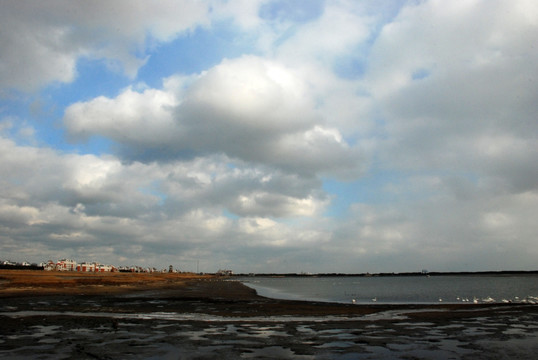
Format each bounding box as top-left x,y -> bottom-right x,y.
1,1 -> 537,273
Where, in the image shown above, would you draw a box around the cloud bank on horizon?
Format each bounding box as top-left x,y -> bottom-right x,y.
1,0 -> 537,273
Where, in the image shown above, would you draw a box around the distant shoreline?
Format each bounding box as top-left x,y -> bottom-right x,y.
234,270 -> 538,277
2,266 -> 537,277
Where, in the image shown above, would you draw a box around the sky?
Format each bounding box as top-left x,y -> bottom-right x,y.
1,0 -> 537,273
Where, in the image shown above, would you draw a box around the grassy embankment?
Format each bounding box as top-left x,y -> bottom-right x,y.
0,269 -> 212,297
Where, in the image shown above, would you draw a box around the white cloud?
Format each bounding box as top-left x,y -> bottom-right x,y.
211,0 -> 267,29
367,0 -> 538,96
2,0 -> 538,273
0,135 -> 334,267
366,0 -> 538,194
275,1 -> 372,66
64,85 -> 179,146
64,55 -> 363,177
332,184 -> 538,272
0,0 -> 209,92
230,192 -> 324,218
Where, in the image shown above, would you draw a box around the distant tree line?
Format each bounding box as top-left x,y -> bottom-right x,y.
0,263 -> 44,270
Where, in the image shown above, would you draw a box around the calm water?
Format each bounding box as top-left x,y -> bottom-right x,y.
240,275 -> 538,304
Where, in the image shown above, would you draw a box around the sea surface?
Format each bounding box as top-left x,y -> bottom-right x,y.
240,274 -> 538,304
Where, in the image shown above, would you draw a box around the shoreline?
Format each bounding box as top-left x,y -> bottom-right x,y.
233,270 -> 538,277
1,270 -> 538,358
0,269 -> 535,317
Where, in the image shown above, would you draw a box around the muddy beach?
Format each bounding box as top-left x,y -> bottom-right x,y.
1,270 -> 537,359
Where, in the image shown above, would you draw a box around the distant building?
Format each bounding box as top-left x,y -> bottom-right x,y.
44,260 -> 55,271
217,269 -> 233,276
76,262 -> 96,272
76,262 -> 117,272
118,265 -> 151,273
96,263 -> 117,272
56,259 -> 77,271
2,258 -> 118,272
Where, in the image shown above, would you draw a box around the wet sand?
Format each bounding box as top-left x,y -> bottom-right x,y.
1,270 -> 537,359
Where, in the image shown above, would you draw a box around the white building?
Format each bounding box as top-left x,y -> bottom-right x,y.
56,259 -> 77,271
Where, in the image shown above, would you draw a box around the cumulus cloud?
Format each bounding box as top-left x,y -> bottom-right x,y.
64,55 -> 363,177
0,134 -> 332,266
64,83 -> 180,146
330,184 -> 538,272
2,0 -> 538,272
0,0 -> 209,92
275,1 -> 372,66
366,0 -> 538,192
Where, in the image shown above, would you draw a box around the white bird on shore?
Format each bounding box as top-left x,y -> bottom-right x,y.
351,299 -> 356,304
372,297 -> 377,302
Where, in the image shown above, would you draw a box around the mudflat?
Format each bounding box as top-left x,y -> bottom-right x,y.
1,270 -> 537,359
